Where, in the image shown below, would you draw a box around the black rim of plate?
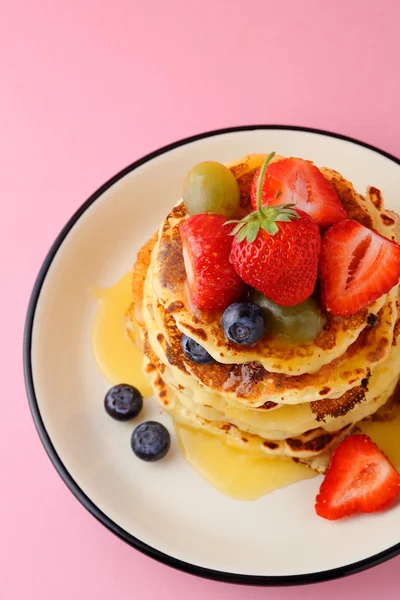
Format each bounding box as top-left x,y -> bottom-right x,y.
23,125 -> 400,586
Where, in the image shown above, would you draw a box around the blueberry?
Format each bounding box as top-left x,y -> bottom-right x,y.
181,334 -> 216,365
222,302 -> 265,346
104,384 -> 143,421
131,421 -> 171,462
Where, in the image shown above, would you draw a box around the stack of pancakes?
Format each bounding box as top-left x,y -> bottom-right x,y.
127,155 -> 400,472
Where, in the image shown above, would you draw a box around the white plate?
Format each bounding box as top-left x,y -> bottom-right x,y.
24,126 -> 400,585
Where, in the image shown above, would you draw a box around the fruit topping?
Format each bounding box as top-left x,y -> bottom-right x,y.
179,213 -> 247,310
104,384 -> 143,421
250,157 -> 346,228
183,161 -> 240,217
315,434 -> 400,520
181,334 -> 216,365
319,219 -> 400,316
222,302 -> 265,346
228,154 -> 321,307
251,291 -> 325,344
131,421 -> 171,462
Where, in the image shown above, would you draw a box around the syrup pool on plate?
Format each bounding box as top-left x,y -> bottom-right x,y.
176,425 -> 316,500
92,272 -> 152,397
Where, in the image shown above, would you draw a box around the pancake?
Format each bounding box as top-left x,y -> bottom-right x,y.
142,339 -> 398,459
153,212 -> 386,376
128,153 -> 400,467
142,341 -> 354,459
141,280 -> 400,439
145,273 -> 397,407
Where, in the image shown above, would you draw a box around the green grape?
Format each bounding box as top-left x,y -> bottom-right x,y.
183,161 -> 240,217
251,291 -> 326,344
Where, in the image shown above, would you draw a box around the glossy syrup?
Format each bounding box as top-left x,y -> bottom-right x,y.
92,273 -> 400,500
92,272 -> 152,397
176,425 -> 316,500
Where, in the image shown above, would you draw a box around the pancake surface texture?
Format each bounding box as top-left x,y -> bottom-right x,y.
127,154 -> 400,470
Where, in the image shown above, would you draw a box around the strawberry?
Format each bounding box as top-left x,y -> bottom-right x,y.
179,213 -> 247,310
319,219 -> 400,316
250,157 -> 346,228
228,153 -> 321,306
315,434 -> 400,520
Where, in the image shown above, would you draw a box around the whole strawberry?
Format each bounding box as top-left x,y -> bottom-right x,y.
228,153 -> 321,307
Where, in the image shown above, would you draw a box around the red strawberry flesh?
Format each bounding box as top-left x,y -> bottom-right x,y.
250,158 -> 346,228
315,434 -> 400,520
319,219 -> 400,316
179,213 -> 247,311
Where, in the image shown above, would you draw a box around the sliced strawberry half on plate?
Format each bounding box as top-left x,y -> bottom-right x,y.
315,434 -> 400,520
250,157 -> 346,228
179,213 -> 247,311
319,219 -> 400,316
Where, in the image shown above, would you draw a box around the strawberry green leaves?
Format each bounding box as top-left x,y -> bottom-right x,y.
225,152 -> 299,244
227,204 -> 299,242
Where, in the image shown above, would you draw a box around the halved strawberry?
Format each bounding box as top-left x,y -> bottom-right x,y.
319,219 -> 400,316
250,158 -> 346,228
179,214 -> 247,310
315,434 -> 400,520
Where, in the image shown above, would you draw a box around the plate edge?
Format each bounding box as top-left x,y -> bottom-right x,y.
23,124 -> 400,586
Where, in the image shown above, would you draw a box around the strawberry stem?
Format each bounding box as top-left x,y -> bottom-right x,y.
256,152 -> 276,215
224,151 -> 299,244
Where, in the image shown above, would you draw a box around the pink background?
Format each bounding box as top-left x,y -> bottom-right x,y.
2,0 -> 400,598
